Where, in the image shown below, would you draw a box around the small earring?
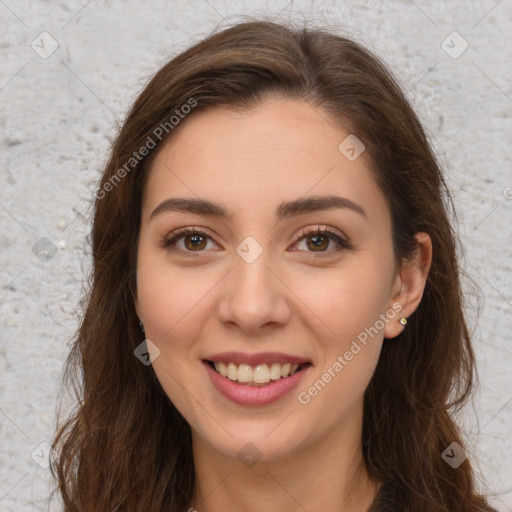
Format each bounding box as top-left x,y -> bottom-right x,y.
139,321 -> 145,333
399,317 -> 407,329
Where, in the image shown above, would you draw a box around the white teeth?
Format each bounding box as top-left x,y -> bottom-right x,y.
227,362 -> 238,381
253,364 -> 270,384
237,364 -> 252,383
281,363 -> 291,378
211,361 -> 303,384
269,363 -> 282,380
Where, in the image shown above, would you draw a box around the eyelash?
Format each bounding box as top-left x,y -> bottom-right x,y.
159,225 -> 351,257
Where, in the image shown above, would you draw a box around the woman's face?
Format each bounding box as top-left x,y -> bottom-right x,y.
135,98 -> 405,463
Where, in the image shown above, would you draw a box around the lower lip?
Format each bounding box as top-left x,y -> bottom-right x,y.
203,361 -> 309,406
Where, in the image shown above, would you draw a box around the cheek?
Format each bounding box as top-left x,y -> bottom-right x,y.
295,279 -> 386,424
292,262 -> 392,347
136,253 -> 218,351
292,261 -> 392,409
136,259 -> 217,418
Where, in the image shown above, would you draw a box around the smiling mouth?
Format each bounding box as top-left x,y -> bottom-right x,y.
204,360 -> 311,387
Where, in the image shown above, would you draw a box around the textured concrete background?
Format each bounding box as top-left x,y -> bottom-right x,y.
0,1 -> 511,510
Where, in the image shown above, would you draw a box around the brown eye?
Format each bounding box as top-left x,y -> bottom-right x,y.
183,233 -> 207,251
160,228 -> 218,256
292,226 -> 350,255
306,233 -> 330,251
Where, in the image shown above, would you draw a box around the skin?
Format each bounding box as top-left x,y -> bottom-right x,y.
134,97 -> 432,512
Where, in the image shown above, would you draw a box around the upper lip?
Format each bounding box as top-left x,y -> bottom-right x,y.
204,351 -> 311,366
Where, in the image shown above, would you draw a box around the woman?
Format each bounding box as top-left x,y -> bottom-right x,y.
51,20 -> 497,512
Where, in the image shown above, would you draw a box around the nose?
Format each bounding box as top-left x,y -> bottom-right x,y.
216,245 -> 291,334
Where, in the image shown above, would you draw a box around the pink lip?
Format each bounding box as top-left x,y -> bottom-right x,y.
204,351 -> 311,366
203,361 -> 311,406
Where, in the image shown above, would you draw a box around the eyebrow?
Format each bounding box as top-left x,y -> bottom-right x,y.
150,195 -> 367,221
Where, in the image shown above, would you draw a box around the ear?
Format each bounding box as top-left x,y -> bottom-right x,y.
384,232 -> 432,339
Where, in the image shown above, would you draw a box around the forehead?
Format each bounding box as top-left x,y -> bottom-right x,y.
143,98 -> 390,229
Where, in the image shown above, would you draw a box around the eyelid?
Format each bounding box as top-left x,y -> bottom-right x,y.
292,225 -> 349,245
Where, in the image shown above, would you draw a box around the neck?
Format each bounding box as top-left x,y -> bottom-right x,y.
188,422 -> 380,512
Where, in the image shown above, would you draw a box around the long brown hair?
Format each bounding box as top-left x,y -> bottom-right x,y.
51,19 -> 496,511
